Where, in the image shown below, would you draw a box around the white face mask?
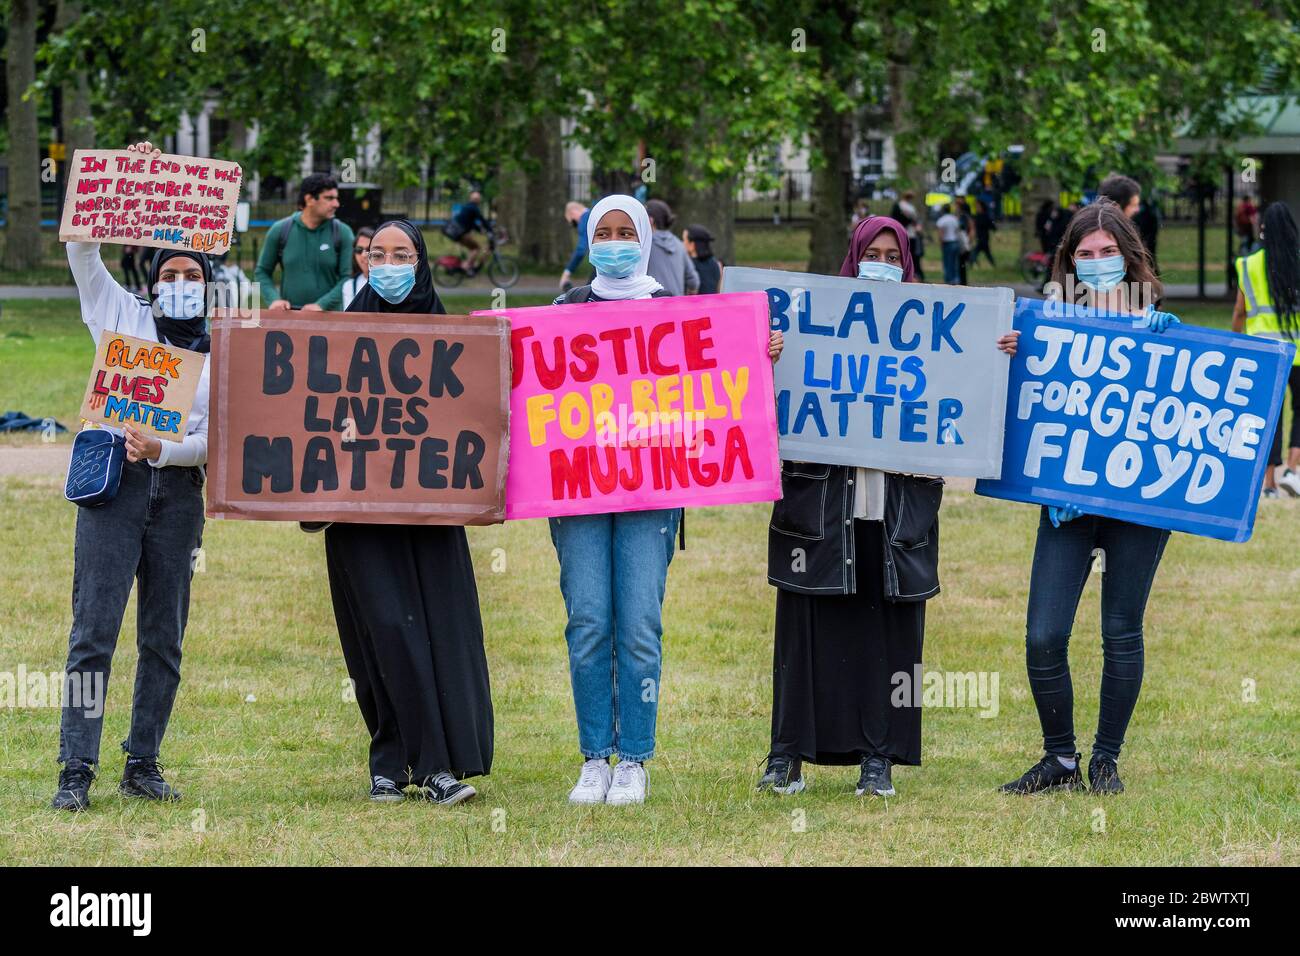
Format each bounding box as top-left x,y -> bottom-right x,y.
155,279 -> 205,319
858,261 -> 904,283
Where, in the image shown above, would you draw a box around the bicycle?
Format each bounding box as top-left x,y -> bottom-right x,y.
1019,249 -> 1051,286
433,225 -> 520,289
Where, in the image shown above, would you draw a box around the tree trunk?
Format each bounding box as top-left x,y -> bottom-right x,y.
4,0 -> 43,272
520,114 -> 570,267
808,98 -> 853,274
887,59 -> 930,195
56,0 -> 96,154
672,174 -> 736,266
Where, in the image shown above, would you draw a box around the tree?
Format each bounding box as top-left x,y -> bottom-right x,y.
4,0 -> 42,271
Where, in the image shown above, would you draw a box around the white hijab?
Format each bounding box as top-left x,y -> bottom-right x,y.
587,194 -> 664,300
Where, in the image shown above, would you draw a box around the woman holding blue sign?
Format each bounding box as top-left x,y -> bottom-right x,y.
757,216 -> 1018,799
1000,199 -> 1180,796
52,141 -> 210,812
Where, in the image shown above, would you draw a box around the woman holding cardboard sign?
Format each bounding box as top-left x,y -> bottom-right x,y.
323,218 -> 494,806
52,141 -> 210,812
758,216 -> 1019,800
1000,199 -> 1180,796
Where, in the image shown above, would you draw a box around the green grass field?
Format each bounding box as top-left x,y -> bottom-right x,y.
0,300 -> 1295,866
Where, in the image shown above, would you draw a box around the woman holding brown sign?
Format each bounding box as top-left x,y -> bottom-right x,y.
52,141 -> 210,813
323,218 -> 494,806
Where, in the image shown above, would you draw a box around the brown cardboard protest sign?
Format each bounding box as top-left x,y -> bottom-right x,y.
78,332 -> 205,440
59,149 -> 243,255
207,310 -> 510,525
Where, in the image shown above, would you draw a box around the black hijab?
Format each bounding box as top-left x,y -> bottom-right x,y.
147,247 -> 213,353
346,218 -> 445,315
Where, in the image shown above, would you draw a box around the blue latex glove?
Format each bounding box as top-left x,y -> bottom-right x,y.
1048,504 -> 1084,528
1134,307 -> 1181,334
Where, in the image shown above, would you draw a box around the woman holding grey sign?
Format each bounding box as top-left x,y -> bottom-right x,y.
321,219 -> 495,806
52,141 -> 210,812
1000,199 -> 1181,797
758,216 -> 1019,800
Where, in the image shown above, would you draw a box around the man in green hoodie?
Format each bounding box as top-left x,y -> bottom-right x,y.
256,173 -> 355,312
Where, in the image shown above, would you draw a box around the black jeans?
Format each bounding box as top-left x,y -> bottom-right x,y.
1024,508 -> 1169,761
58,458 -> 205,765
1268,365 -> 1300,465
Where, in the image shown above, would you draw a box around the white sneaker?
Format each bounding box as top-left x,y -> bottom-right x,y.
568,759 -> 612,804
605,760 -> 648,805
1278,469 -> 1300,498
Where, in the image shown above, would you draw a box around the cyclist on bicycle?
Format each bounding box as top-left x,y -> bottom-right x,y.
442,190 -> 491,273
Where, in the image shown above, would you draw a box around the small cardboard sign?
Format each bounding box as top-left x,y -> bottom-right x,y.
59,149 -> 243,255
79,332 -> 205,440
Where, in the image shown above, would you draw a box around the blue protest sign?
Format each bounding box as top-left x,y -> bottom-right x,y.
722,267 -> 1014,477
975,297 -> 1296,542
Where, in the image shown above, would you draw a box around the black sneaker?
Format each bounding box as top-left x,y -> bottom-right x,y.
1088,755 -> 1125,794
999,753 -> 1083,794
856,754 -> 895,797
369,775 -> 405,802
52,759 -> 96,811
417,771 -> 477,805
756,754 -> 805,795
119,757 -> 181,802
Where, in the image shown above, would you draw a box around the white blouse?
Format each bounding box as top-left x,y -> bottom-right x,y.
66,241 -> 209,469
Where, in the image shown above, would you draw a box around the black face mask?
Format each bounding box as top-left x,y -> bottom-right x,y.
570,219 -> 578,230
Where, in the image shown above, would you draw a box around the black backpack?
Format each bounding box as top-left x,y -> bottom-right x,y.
272,214 -> 341,271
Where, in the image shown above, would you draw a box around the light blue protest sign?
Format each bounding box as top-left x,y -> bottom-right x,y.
975,297 -> 1296,542
721,267 -> 1014,477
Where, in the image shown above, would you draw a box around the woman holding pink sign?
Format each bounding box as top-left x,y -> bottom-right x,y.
548,195 -> 678,806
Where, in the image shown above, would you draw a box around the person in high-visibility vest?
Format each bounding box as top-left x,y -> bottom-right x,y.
1233,201 -> 1300,498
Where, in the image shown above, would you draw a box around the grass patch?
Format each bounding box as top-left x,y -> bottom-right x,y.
0,295 -> 1295,864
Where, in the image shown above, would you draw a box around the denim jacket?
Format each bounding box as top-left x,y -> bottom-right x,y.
767,463 -> 942,601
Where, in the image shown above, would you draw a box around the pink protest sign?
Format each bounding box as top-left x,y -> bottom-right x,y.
477,292 -> 781,519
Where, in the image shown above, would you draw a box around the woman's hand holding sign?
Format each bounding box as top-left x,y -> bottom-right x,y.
124,425 -> 162,463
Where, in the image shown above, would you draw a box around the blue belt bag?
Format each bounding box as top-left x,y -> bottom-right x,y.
65,428 -> 127,507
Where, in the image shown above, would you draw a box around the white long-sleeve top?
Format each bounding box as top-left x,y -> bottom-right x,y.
66,241 -> 209,469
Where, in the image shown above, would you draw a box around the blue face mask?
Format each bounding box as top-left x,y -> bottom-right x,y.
155,280 -> 206,319
369,263 -> 416,303
1074,254 -> 1126,292
589,240 -> 642,279
858,261 -> 904,283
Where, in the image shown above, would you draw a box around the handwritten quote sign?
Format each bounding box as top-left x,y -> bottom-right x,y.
722,267 -> 1013,477
975,297 -> 1297,542
78,331 -> 205,440
478,292 -> 781,519
206,310 -> 510,525
60,149 -> 243,255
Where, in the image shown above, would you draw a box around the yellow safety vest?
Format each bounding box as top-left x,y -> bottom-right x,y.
1235,248 -> 1300,365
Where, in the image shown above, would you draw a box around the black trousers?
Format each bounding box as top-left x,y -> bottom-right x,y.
59,460 -> 205,765
325,523 -> 494,784
770,520 -> 926,767
1269,365 -> 1300,465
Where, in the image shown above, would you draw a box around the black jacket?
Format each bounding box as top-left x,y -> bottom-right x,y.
767,463 -> 942,601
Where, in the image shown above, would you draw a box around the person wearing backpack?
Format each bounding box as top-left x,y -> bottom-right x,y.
255,172 -> 354,312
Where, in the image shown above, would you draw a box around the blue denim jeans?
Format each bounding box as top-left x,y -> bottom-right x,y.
1024,507 -> 1169,761
548,508 -> 680,762
58,459 -> 205,765
941,240 -> 961,284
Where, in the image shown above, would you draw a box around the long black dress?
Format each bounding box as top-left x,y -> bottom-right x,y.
324,219 -> 494,785
325,522 -> 493,782
771,519 -> 925,767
